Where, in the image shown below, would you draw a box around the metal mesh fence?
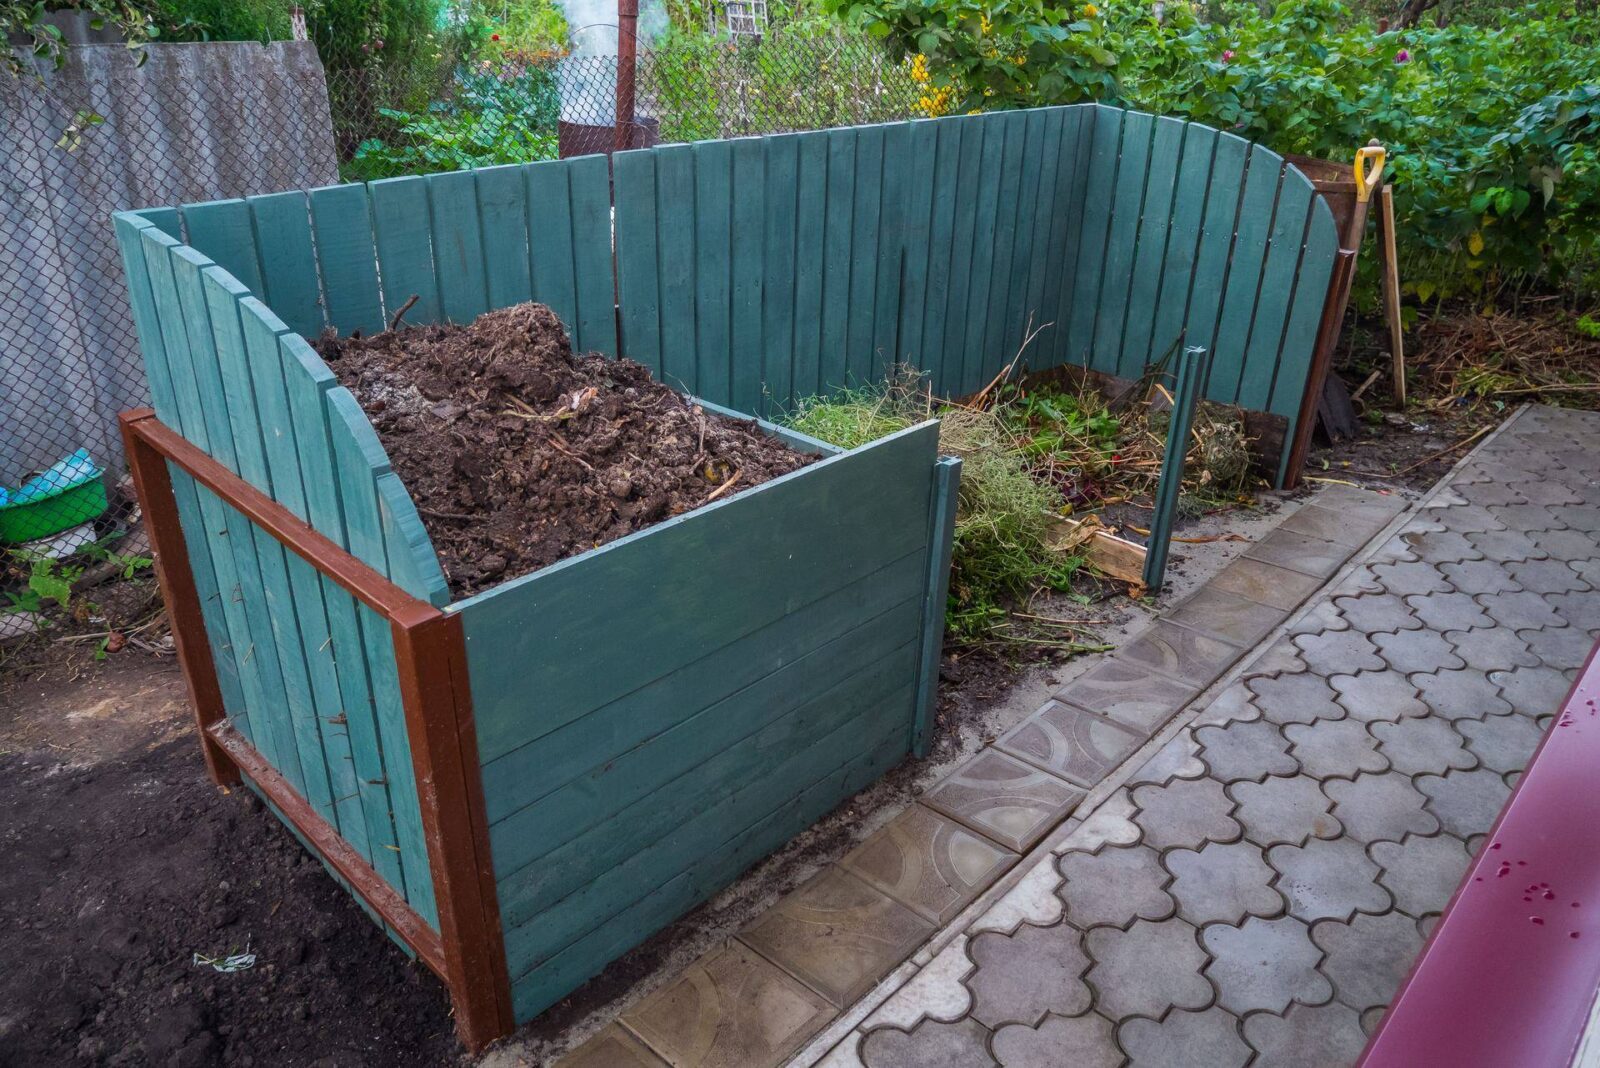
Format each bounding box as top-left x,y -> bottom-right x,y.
0,36 -> 919,570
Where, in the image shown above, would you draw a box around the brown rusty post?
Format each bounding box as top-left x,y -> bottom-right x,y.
392,605 -> 515,1051
615,0 -> 639,151
120,409 -> 238,787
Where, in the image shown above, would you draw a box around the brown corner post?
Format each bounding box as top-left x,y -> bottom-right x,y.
1282,249 -> 1358,489
119,408 -> 238,788
615,0 -> 639,151
392,606 -> 515,1052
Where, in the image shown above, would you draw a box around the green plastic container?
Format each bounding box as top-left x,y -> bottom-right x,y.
0,450 -> 109,544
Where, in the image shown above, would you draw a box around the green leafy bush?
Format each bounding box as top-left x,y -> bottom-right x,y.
828,0 -> 1600,300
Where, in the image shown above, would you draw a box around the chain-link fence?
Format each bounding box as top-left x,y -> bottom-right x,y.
0,34 -> 917,579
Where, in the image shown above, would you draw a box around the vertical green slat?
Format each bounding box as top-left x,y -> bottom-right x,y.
1066,106 -> 1122,367
1147,124 -> 1219,368
940,115 -> 983,394
652,146 -> 697,394
919,117 -> 961,394
1238,177 -> 1314,412
897,119 -> 938,378
371,176 -> 440,329
308,184 -> 385,337
613,150 -> 662,378
693,140 -> 734,404
846,124 -> 884,388
133,206 -> 182,240
792,131 -> 828,401
375,473 -> 450,608
819,128 -> 856,393
912,455 -> 961,757
872,122 -> 910,382
569,154 -> 617,357
759,134 -> 799,414
1003,109 -> 1048,367
180,198 -> 264,296
1209,147 -> 1284,403
426,170 -> 489,325
288,369 -> 409,890
960,116 -> 1005,394
326,388 -> 437,926
1091,110 -> 1152,376
247,191 -> 326,339
525,159 -> 581,346
1268,198 -> 1340,420
475,164 -> 534,312
730,138 -> 766,414
1036,106 -> 1088,369
1118,115 -> 1186,378
1022,108 -> 1066,362
113,215 -> 247,724
981,111 -> 1028,381
1182,132 -> 1251,391
232,295 -> 343,824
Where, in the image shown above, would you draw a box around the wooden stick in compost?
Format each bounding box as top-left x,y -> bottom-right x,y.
389,293 -> 420,331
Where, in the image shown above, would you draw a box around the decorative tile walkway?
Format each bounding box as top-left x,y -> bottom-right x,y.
554,438 -> 1413,1066
795,405 -> 1600,1067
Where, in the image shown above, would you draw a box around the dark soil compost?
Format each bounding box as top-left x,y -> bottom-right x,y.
316,304 -> 816,597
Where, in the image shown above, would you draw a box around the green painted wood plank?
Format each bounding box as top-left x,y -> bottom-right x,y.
462,419 -> 940,764
981,111 -> 1028,383
325,387 -> 434,924
525,159 -> 580,346
1119,115 -> 1186,378
474,164 -> 534,313
1066,105 -> 1121,368
1268,197 -> 1339,421
758,134 -> 799,415
508,711 -> 907,1015
375,472 -> 450,608
370,176 -> 440,328
112,215 -> 247,724
1209,146 -> 1285,403
1091,109 -> 1152,376
1003,109 -> 1048,367
871,122 -> 911,382
693,140 -> 734,404
612,150 -> 662,379
247,191 -> 325,339
425,169 -> 489,325
730,137 -> 766,414
846,123 -> 884,388
919,117 -> 963,394
479,545 -> 916,823
307,184 -> 384,337
180,198 -> 264,297
791,131 -> 829,402
494,610 -> 919,918
501,644 -> 917,973
819,128 -> 855,393
960,115 -> 1005,395
281,344 -> 407,888
1238,175 -> 1314,412
1147,124 -> 1218,369
940,115 -> 983,394
652,145 -> 697,394
896,119 -> 938,379
568,154 -> 617,357
1044,106 -> 1093,369
1183,131 -> 1251,393
132,206 -> 181,240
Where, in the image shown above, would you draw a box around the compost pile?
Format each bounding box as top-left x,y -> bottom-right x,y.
317,303 -> 815,596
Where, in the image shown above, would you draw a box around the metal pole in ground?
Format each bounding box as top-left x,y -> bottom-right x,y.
615,0 -> 639,151
1143,345 -> 1213,593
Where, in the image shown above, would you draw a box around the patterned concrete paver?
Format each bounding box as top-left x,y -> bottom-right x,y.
818,409 -> 1596,1068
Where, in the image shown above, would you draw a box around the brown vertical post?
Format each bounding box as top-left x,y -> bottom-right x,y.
615,0 -> 639,151
1282,250 -> 1358,489
1378,184 -> 1406,407
391,605 -> 514,1052
120,409 -> 238,787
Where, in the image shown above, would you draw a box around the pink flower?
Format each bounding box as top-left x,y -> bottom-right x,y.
1222,49 -> 1235,62
1395,49 -> 1410,63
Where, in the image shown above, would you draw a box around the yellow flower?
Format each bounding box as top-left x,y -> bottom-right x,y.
980,15 -> 992,32
911,53 -> 931,83
1082,2 -> 1099,14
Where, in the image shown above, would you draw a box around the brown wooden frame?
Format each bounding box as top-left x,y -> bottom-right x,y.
120,407 -> 515,1052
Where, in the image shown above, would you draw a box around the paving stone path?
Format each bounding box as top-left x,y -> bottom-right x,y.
804,405 -> 1600,1067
